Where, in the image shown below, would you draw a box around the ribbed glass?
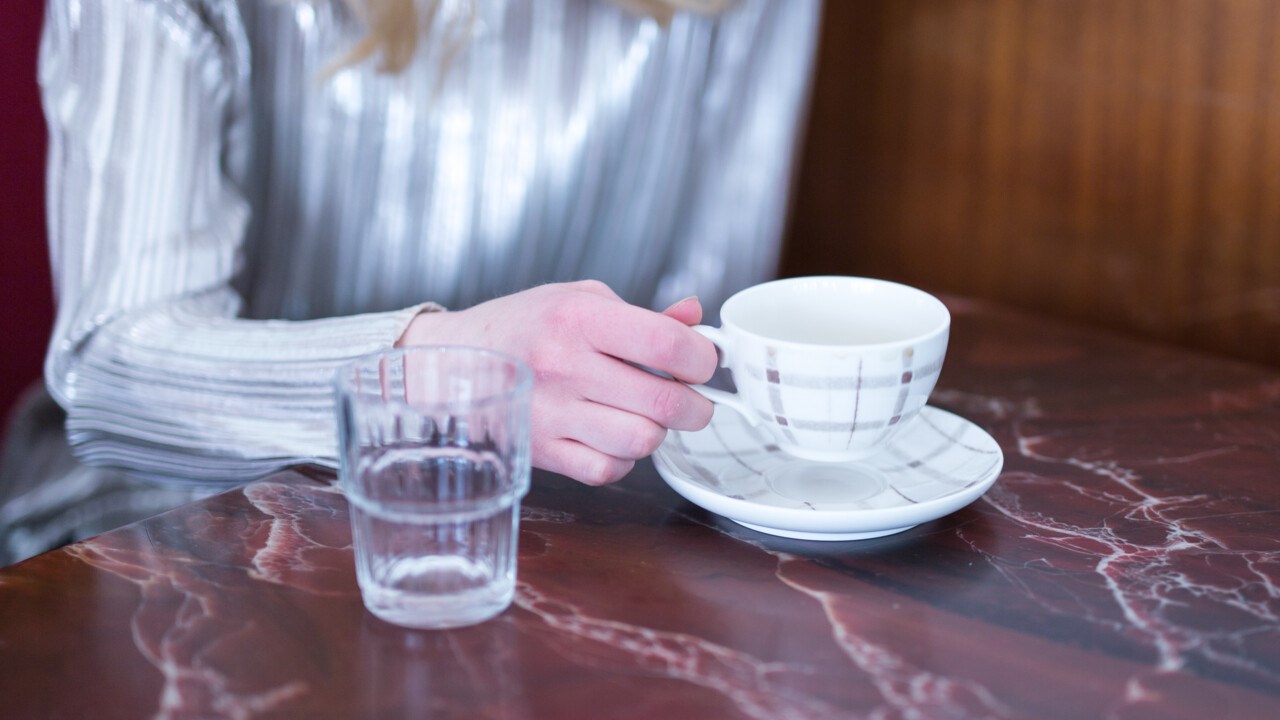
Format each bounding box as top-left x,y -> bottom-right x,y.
337,346 -> 532,628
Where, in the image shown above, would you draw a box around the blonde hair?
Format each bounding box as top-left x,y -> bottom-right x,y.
335,0 -> 733,74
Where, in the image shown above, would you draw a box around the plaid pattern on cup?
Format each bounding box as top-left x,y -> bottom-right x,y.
690,277 -> 951,463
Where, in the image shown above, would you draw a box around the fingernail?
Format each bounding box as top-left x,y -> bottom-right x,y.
664,296 -> 698,312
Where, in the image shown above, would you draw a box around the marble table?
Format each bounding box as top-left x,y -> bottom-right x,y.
2,299 -> 1278,719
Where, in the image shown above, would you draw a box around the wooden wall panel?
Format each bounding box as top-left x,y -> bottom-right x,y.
783,0 -> 1280,367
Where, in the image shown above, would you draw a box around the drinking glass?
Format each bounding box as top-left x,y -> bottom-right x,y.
335,346 -> 532,629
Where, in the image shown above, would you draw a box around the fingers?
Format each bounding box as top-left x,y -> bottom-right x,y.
518,282 -> 718,487
532,390 -> 681,485
535,438 -> 634,486
575,354 -> 714,431
537,282 -> 714,383
583,300 -> 718,384
661,296 -> 703,326
540,397 -> 670,459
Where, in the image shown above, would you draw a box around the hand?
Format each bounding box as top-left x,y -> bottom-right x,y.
397,280 -> 717,485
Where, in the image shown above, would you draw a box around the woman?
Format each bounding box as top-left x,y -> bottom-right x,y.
0,0 -> 820,564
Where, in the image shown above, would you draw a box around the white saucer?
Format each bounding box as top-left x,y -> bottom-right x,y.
652,405 -> 1003,541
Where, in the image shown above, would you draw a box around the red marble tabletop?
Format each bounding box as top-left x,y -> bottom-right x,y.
1,299 -> 1278,719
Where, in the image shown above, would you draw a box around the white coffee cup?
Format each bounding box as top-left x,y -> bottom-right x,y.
690,276 -> 950,462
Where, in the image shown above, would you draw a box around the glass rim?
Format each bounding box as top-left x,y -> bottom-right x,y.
334,345 -> 534,411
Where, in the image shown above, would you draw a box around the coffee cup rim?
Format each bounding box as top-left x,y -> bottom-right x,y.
718,276 -> 951,350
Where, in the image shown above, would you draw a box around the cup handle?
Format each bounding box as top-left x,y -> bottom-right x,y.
688,326 -> 760,426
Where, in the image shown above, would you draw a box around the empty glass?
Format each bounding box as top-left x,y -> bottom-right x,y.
335,346 -> 532,629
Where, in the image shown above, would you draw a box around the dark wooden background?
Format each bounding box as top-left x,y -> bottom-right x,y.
783,0 -> 1280,368
5,0 -> 1280,424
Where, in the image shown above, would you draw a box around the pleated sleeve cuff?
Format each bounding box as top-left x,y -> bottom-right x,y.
56,297 -> 444,483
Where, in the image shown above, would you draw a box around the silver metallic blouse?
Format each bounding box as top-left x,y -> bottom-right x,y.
37,0 -> 821,482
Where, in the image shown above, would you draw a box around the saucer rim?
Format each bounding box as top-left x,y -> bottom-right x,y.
652,405 -> 1004,536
